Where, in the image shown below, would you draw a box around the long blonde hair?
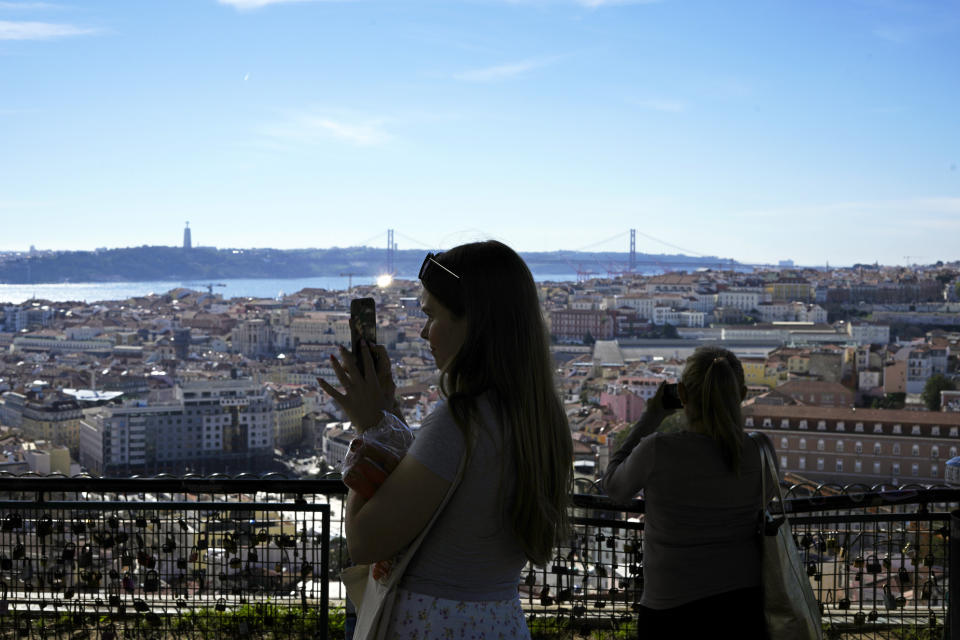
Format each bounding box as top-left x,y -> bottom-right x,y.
424,241 -> 572,566
681,346 -> 747,474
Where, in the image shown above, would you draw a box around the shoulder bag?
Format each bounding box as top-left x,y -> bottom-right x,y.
750,432 -> 823,640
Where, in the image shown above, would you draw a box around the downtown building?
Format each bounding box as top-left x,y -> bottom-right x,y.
79,379 -> 275,476
1,390 -> 84,454
744,404 -> 960,486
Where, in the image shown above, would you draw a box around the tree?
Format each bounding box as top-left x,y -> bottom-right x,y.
871,393 -> 906,410
661,323 -> 679,339
582,331 -> 596,345
922,374 -> 956,411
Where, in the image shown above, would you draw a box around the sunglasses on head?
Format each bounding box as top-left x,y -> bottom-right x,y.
419,252 -> 464,314
419,253 -> 461,281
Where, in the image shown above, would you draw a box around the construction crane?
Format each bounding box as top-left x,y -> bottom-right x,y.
340,272 -> 357,292
204,283 -> 227,295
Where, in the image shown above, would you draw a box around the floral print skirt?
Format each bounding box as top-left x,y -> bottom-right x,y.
386,587 -> 531,639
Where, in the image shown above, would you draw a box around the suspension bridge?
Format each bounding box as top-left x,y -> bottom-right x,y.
356,229 -> 779,280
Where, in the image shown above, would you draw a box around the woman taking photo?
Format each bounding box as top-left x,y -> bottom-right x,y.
603,346 -> 769,639
320,240 -> 572,638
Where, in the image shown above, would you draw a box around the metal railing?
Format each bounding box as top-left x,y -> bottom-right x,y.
0,474 -> 955,639
551,485 -> 957,639
0,475 -> 338,640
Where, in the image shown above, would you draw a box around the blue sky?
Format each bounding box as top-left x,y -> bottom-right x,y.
1,0 -> 958,266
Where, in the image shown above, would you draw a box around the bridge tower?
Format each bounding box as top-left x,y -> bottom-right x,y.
387,229 -> 395,274
629,228 -> 636,272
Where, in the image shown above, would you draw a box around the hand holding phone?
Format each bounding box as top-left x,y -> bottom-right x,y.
350,297 -> 377,377
661,383 -> 683,410
318,298 -> 397,431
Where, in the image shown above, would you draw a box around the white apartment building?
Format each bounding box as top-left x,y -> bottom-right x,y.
570,295 -> 603,311
64,326 -> 103,340
652,307 -> 706,327
906,346 -> 949,394
691,292 -> 718,313
11,336 -> 114,356
859,370 -> 882,390
1,306 -> 30,332
290,312 -> 351,346
2,305 -> 53,332
717,288 -> 765,312
641,273 -> 705,296
0,391 -> 26,428
79,379 -> 275,476
756,302 -> 828,324
320,421 -> 356,471
847,323 -> 891,346
756,302 -> 792,323
610,295 -> 656,321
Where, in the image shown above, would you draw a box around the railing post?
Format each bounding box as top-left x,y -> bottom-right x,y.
950,510 -> 960,640
322,506 -> 330,640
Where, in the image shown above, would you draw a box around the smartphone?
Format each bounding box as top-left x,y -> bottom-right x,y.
350,297 -> 377,377
662,383 -> 683,410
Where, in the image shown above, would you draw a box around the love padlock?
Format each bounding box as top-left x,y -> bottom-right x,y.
898,566 -> 911,586
550,555 -> 568,575
35,514 -> 53,539
3,512 -> 23,532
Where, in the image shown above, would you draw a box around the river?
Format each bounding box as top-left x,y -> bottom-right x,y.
0,273 -> 580,304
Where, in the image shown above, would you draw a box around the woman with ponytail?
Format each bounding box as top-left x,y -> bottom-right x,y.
321,240 -> 572,638
603,346 -> 770,639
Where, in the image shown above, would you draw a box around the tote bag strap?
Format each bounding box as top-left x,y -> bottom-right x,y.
381,450 -> 468,585
748,432 -> 789,517
751,432 -> 768,514
354,450 -> 469,640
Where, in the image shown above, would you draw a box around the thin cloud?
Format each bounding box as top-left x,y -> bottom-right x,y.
0,2 -> 61,8
0,200 -> 52,210
217,0 -> 339,10
503,0 -> 661,6
0,20 -> 97,39
260,111 -> 392,147
873,26 -> 913,43
454,56 -> 560,82
632,98 -> 687,113
872,18 -> 959,44
576,0 -> 661,6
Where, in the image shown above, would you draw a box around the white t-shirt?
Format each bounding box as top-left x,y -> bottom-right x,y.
401,397 -> 527,601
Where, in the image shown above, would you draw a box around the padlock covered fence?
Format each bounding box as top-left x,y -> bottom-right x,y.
0,475 -> 336,640
0,475 -> 957,640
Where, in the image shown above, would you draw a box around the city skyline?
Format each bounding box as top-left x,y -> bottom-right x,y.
1,0 -> 958,265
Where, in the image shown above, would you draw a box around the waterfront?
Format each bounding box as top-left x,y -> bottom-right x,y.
0,273 -> 580,304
